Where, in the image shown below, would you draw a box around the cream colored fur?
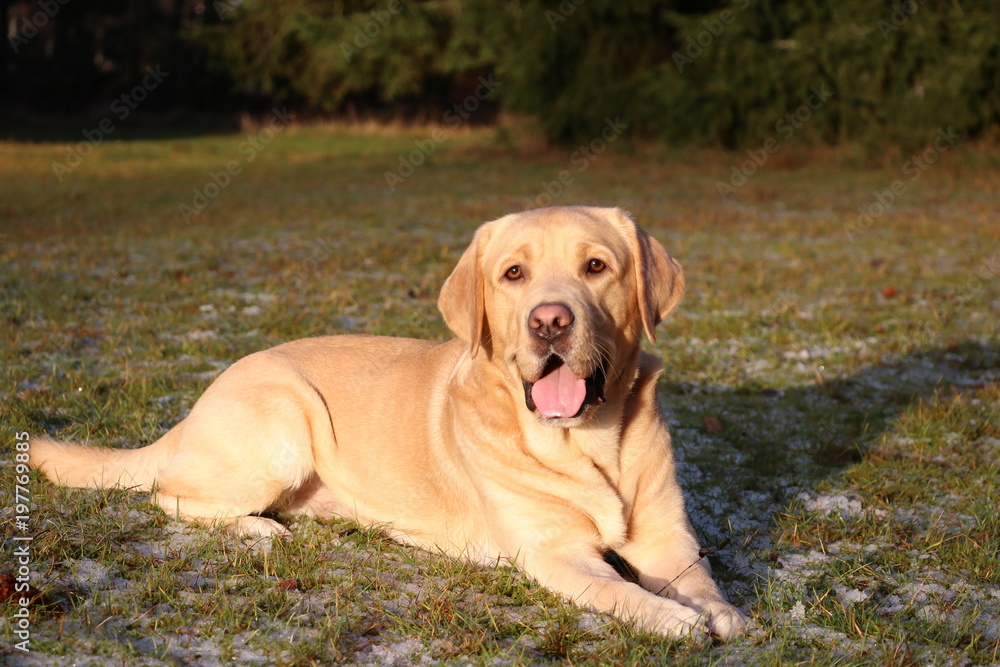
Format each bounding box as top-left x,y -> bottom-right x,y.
30,206 -> 747,639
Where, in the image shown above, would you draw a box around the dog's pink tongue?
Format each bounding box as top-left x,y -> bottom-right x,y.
531,364 -> 587,418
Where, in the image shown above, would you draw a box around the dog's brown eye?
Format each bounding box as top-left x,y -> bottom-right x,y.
587,259 -> 606,274
505,265 -> 523,280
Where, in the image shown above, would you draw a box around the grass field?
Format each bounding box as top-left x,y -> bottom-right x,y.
1,122 -> 999,666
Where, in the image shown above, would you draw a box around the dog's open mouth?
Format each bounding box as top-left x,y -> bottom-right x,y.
522,356 -> 606,419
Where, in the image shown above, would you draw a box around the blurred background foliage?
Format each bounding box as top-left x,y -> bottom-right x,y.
4,0 -> 998,150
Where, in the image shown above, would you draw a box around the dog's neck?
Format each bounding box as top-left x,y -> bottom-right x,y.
446,345 -> 641,550
481,346 -> 643,478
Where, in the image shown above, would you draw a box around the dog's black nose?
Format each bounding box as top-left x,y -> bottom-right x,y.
529,303 -> 574,340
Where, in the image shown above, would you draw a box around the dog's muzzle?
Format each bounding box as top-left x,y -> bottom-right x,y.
522,355 -> 607,419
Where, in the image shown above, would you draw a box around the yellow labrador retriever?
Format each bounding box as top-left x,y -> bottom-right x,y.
30,206 -> 747,639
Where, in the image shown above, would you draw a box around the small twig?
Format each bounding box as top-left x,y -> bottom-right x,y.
655,538 -> 731,597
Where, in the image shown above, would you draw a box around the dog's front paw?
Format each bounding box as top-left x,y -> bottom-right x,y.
702,600 -> 748,640
637,597 -> 711,640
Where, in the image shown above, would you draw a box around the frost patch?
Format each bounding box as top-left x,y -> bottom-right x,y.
358,637 -> 435,666
182,329 -> 219,341
979,437 -> 1000,464
66,559 -> 111,590
795,492 -> 863,520
835,584 -> 871,606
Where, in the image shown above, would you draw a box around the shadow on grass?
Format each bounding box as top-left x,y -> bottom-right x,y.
660,339 -> 999,618
666,339 -> 998,491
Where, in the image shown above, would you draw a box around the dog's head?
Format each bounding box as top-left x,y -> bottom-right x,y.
438,206 -> 685,426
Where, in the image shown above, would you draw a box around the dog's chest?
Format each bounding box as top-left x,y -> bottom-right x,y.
536,432 -> 629,550
577,462 -> 629,549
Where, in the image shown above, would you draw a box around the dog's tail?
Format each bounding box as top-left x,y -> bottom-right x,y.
29,425 -> 182,492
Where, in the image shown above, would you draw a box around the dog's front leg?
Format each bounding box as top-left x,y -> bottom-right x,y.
613,475 -> 748,640
520,545 -> 712,639
616,526 -> 747,639
616,372 -> 749,639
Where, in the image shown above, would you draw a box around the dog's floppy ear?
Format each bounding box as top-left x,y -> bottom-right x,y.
614,209 -> 686,343
438,226 -> 488,357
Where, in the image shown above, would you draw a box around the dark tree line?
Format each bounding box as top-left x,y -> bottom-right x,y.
4,0 -> 999,149
5,1 -> 218,117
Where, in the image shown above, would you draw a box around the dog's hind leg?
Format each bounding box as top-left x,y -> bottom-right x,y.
150,381 -> 321,539
151,493 -> 294,538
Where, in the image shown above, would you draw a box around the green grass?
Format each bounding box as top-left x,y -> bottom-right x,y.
1,124 -> 999,665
